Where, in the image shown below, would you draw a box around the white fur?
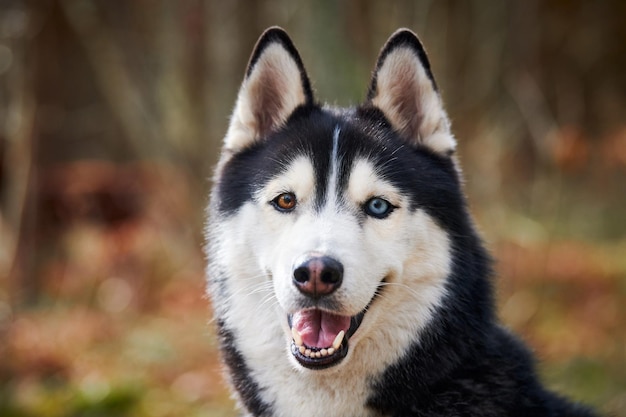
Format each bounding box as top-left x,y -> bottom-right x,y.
209,151 -> 451,417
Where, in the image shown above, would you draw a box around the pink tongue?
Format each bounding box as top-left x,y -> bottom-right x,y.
292,309 -> 351,348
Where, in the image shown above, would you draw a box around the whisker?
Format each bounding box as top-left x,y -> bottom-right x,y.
216,278 -> 274,306
376,281 -> 427,301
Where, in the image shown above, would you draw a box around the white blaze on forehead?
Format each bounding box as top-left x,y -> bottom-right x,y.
259,155 -> 316,203
347,158 -> 401,205
325,126 -> 341,207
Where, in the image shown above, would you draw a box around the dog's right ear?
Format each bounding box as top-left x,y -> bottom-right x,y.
223,27 -> 314,153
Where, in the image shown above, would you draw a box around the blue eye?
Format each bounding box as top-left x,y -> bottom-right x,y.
364,197 -> 394,219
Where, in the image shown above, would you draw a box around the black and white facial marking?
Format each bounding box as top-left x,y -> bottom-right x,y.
212,102 -> 461,361
207,27 -> 465,416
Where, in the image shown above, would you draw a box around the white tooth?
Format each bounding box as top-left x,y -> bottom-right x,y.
327,347 -> 335,355
320,348 -> 328,357
305,349 -> 311,357
315,351 -> 321,358
291,327 -> 303,346
332,330 -> 345,350
299,345 -> 306,354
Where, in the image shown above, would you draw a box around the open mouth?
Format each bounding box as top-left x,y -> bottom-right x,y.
288,309 -> 366,370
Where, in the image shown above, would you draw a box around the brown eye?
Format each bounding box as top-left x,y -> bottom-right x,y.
272,192 -> 297,212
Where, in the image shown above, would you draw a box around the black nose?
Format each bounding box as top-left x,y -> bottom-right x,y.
293,256 -> 343,298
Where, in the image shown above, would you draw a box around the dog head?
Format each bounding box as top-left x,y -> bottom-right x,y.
209,27 -> 463,372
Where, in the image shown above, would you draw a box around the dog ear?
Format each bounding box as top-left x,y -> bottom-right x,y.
223,27 -> 314,153
366,29 -> 455,155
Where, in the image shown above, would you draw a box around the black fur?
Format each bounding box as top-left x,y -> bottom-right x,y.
367,213 -> 597,416
216,321 -> 274,417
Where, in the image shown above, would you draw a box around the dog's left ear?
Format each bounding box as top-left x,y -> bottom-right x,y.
366,29 -> 455,155
223,27 -> 314,153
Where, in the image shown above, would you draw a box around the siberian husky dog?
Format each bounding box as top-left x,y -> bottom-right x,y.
206,27 -> 598,417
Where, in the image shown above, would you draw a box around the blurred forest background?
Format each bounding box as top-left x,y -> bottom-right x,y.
0,0 -> 625,416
